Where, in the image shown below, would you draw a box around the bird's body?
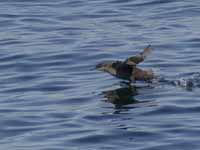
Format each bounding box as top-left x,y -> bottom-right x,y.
96,45 -> 154,82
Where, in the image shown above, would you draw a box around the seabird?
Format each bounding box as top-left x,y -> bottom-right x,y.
96,45 -> 154,82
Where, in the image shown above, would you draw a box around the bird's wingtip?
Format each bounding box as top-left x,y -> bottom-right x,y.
142,44 -> 152,58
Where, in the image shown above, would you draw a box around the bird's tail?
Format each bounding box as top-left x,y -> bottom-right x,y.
141,45 -> 152,58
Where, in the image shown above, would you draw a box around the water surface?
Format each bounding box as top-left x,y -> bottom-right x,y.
1,0 -> 200,150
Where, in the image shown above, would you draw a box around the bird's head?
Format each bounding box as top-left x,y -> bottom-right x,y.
96,61 -> 117,75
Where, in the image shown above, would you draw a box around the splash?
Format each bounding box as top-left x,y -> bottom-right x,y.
154,72 -> 200,90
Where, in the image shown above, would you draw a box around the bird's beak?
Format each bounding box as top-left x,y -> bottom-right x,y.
96,63 -> 105,71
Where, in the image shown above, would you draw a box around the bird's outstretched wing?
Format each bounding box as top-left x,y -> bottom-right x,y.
124,45 -> 152,65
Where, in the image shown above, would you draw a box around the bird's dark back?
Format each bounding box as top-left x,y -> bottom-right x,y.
112,61 -> 133,81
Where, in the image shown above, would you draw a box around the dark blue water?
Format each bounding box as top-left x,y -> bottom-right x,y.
1,0 -> 200,149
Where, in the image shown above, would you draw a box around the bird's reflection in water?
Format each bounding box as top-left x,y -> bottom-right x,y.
102,83 -> 155,111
